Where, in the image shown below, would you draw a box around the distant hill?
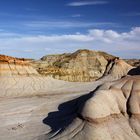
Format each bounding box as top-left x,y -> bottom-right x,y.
124,59 -> 140,67
32,49 -> 118,82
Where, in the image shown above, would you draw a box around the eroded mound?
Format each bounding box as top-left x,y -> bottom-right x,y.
101,58 -> 133,80
32,49 -> 116,82
32,49 -> 136,82
47,76 -> 140,140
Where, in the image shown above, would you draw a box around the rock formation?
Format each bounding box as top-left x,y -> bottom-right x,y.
0,54 -> 38,76
0,54 -> 97,97
101,58 -> 133,80
32,49 -> 116,82
32,49 -> 137,82
46,75 -> 140,140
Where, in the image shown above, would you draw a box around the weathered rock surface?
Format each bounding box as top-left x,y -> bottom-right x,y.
32,49 -> 116,82
0,54 -> 38,76
32,49 -> 136,82
101,58 -> 134,80
47,75 -> 140,140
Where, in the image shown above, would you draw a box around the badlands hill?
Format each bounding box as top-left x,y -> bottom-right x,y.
33,49 -> 139,82
32,49 -> 116,82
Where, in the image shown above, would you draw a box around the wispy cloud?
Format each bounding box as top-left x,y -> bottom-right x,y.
123,12 -> 140,16
25,8 -> 39,12
67,1 -> 109,6
24,21 -> 117,29
71,14 -> 82,17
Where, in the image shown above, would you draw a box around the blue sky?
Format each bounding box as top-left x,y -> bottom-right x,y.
0,0 -> 140,58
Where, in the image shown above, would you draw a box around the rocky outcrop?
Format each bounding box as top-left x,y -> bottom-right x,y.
101,58 -> 133,80
0,55 -> 38,76
47,75 -> 140,140
32,49 -> 116,82
32,49 -> 137,82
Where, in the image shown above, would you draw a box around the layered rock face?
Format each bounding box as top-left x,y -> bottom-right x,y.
32,49 -> 116,82
50,76 -> 140,140
0,55 -> 38,76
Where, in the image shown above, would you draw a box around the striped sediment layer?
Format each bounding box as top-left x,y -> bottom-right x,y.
0,55 -> 38,76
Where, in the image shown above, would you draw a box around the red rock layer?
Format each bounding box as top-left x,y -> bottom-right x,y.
0,54 -> 30,65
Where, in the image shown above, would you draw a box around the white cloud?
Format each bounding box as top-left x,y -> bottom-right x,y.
88,29 -> 120,43
0,27 -> 140,58
67,1 -> 109,6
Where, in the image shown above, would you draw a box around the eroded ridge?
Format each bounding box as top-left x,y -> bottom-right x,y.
0,54 -> 30,65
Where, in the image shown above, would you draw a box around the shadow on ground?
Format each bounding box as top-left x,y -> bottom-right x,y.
42,86 -> 100,138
